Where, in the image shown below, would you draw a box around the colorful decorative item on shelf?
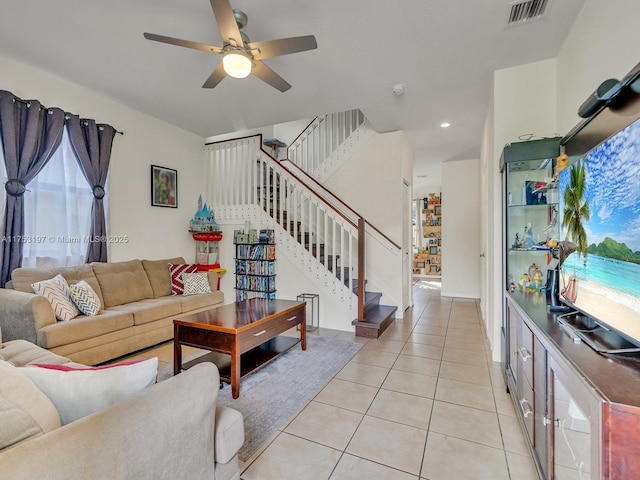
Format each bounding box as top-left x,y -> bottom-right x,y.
189,195 -> 219,232
528,263 -> 544,291
518,273 -> 531,291
525,223 -> 535,248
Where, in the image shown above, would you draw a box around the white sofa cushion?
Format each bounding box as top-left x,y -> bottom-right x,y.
21,357 -> 158,425
0,360 -> 61,451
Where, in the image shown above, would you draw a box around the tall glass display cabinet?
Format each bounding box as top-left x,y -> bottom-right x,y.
500,137 -> 561,391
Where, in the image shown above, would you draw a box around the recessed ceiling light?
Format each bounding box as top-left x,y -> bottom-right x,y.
440,122 -> 451,128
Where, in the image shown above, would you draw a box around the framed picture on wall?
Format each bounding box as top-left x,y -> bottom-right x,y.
151,165 -> 177,208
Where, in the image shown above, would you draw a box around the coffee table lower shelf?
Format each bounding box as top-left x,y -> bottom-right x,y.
182,335 -> 302,384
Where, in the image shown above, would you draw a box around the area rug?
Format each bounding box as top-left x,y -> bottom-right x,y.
157,335 -> 361,461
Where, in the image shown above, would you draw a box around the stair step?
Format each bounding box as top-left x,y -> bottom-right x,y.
352,304 -> 397,339
363,291 -> 382,312
351,280 -> 369,295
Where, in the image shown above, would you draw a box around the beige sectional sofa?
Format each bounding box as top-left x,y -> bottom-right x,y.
0,333 -> 244,480
0,257 -> 225,365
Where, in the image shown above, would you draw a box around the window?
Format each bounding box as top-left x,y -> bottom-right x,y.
0,127 -> 103,268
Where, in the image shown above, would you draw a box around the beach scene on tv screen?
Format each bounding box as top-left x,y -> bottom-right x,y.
559,117 -> 640,342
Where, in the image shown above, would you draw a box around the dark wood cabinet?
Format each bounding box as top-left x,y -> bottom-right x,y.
504,293 -> 640,479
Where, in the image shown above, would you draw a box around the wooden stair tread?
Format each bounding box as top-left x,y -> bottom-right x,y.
352,304 -> 397,339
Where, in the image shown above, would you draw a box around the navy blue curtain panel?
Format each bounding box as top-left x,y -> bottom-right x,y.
0,90 -> 64,287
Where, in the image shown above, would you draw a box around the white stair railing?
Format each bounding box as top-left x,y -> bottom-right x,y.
205,136 -> 359,306
287,109 -> 373,181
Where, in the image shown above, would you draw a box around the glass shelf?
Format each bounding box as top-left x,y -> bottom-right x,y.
508,203 -> 558,208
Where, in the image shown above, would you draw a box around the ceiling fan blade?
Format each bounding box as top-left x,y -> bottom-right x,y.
249,35 -> 317,60
202,62 -> 227,88
209,0 -> 243,46
143,32 -> 223,54
251,61 -> 291,92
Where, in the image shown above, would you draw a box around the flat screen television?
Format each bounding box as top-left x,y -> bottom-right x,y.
558,116 -> 640,348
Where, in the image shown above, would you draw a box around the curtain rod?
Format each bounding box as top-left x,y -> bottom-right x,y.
11,96 -> 124,135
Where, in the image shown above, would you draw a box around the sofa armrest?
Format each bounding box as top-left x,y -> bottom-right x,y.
0,362 -> 230,480
0,289 -> 55,344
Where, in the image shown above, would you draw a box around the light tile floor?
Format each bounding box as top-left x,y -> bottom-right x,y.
131,279 -> 540,480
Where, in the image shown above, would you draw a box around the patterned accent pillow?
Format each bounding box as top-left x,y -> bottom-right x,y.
169,263 -> 198,295
69,280 -> 101,316
31,274 -> 80,321
182,272 -> 212,296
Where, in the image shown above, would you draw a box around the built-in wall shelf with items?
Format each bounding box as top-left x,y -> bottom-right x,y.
413,193 -> 442,277
234,229 -> 276,302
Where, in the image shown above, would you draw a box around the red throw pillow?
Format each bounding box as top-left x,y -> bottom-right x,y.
169,263 -> 198,295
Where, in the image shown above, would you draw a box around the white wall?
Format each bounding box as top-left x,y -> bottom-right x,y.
0,54 -> 206,264
323,130 -> 412,310
556,0 -> 640,135
485,58 -> 558,361
441,159 -> 481,298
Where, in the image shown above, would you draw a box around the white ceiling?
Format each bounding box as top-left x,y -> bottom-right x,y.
0,0 -> 584,189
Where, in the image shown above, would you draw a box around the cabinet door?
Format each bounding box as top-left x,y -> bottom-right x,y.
548,356 -> 600,479
533,337 -> 548,476
504,297 -> 519,391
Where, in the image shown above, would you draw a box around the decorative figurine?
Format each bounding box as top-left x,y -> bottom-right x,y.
513,232 -> 522,249
526,223 -> 535,248
189,195 -> 219,232
518,273 -> 531,291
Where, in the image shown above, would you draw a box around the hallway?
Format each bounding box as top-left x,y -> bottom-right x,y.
240,279 -> 538,479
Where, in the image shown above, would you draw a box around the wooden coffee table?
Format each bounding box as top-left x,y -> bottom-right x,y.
173,298 -> 306,398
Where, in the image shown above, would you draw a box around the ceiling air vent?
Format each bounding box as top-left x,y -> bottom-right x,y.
506,0 -> 550,26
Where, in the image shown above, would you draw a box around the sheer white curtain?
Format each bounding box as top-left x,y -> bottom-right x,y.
20,127 -> 103,268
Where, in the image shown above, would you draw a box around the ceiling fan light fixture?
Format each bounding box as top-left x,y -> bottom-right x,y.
223,50 -> 252,78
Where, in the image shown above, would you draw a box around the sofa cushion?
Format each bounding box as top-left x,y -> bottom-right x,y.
92,260 -> 154,308
0,359 -> 61,451
169,263 -> 198,295
214,405 -> 245,464
20,357 -> 158,425
0,339 -> 76,367
36,310 -> 134,349
183,272 -> 212,295
11,264 -> 104,308
69,280 -> 101,316
109,297 -> 182,326
142,257 -> 187,298
31,274 -> 80,322
179,290 -> 224,313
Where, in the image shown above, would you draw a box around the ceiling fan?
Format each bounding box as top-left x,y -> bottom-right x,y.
143,0 -> 317,92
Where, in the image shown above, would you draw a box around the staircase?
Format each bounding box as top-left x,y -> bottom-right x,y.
204,110 -> 399,337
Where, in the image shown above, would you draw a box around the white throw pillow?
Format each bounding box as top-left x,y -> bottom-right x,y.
69,280 -> 101,316
31,274 -> 79,321
0,360 -> 61,451
20,357 -> 158,425
182,272 -> 212,295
